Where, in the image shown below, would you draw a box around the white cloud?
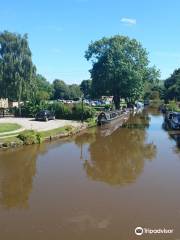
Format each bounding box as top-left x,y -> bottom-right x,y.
121,17 -> 137,26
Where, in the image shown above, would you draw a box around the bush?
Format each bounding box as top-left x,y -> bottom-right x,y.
71,104 -> 95,120
49,103 -> 96,120
49,103 -> 72,119
64,125 -> 73,131
149,99 -> 162,108
18,130 -> 42,145
15,101 -> 49,117
166,100 -> 180,112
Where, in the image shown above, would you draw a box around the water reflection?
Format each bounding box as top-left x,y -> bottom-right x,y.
0,146 -> 39,209
76,112 -> 157,185
162,118 -> 180,152
171,133 -> 180,147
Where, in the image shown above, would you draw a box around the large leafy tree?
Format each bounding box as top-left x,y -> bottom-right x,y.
53,79 -> 82,100
80,79 -> 92,98
53,79 -> 70,100
0,31 -> 36,113
143,66 -> 162,100
85,35 -> 152,109
34,74 -> 53,102
69,84 -> 82,99
164,68 -> 180,101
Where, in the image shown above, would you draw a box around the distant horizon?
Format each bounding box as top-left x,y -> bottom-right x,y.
1,0 -> 180,83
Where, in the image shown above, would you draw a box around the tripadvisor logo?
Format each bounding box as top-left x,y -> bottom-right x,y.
135,227 -> 144,236
135,226 -> 174,236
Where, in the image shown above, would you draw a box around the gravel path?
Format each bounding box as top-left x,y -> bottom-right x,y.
0,117 -> 83,132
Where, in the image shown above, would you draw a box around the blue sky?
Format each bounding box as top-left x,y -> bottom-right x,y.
1,0 -> 180,83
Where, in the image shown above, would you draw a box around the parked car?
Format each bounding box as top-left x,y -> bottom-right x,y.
35,110 -> 55,121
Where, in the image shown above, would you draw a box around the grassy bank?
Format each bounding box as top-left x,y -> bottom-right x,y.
0,123 -> 21,133
40,125 -> 75,139
0,122 -> 89,149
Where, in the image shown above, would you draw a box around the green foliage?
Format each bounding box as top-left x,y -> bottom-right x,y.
0,31 -> 36,113
145,66 -> 160,85
71,104 -> 96,120
64,125 -> 73,131
52,79 -> 82,100
166,100 -> 180,112
50,103 -> 96,120
34,74 -> 53,102
40,125 -> 74,139
14,101 -> 48,117
86,117 -> 97,128
53,79 -> 70,99
85,35 -> 156,109
18,130 -> 42,145
149,99 -> 162,108
164,68 -> 180,101
0,123 -> 21,133
69,84 -> 82,99
80,79 -> 92,98
143,67 -> 163,100
50,103 -> 72,119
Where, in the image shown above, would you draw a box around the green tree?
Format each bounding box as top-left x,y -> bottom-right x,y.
52,79 -> 70,99
143,66 -> 162,100
85,35 -> 152,109
80,79 -> 92,98
0,31 -> 36,114
164,68 -> 180,101
69,84 -> 82,99
34,74 -> 53,102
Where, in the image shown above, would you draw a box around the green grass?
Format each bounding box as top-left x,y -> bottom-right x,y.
0,123 -> 21,133
86,117 -> 97,128
0,125 -> 83,148
0,132 -> 19,138
0,135 -> 22,143
40,125 -> 75,139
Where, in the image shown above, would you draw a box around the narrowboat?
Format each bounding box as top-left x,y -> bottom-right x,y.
164,112 -> 180,130
97,110 -> 129,125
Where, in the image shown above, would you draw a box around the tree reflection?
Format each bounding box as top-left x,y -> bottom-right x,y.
169,133 -> 180,153
0,145 -> 41,209
162,122 -> 180,153
79,113 -> 156,185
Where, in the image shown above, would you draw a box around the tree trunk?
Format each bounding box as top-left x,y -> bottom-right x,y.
113,95 -> 120,110
18,79 -> 22,117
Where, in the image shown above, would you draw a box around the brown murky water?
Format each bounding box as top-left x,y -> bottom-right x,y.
0,109 -> 180,240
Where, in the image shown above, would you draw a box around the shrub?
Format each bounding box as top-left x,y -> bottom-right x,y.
64,125 -> 73,131
71,104 -> 96,120
86,117 -> 97,127
149,99 -> 162,108
18,130 -> 42,145
50,103 -> 96,120
49,103 -> 72,119
166,100 -> 180,112
15,101 -> 49,117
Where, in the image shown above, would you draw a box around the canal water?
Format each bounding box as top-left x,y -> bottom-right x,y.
0,109 -> 179,240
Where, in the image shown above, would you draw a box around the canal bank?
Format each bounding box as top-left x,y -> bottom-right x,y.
0,116 -> 98,149
0,110 -> 130,150
0,122 -> 88,150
